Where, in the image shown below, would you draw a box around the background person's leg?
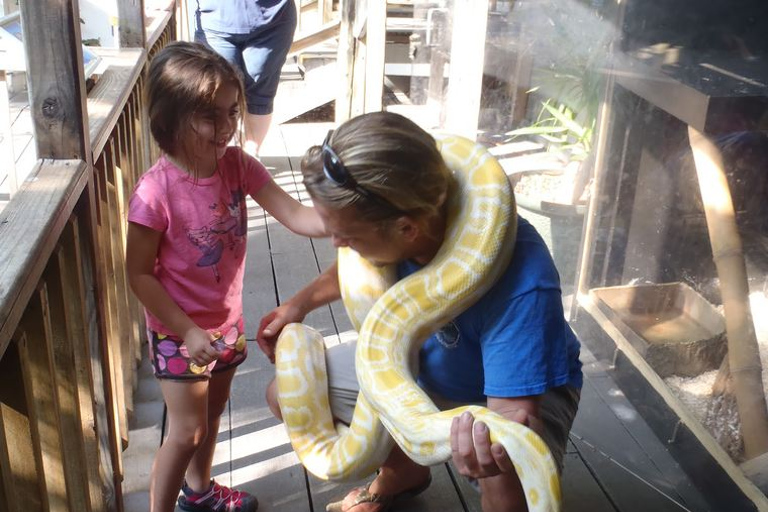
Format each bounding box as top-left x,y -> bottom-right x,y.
240,2 -> 297,155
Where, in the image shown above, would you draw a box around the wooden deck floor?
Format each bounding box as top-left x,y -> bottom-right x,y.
121,122 -> 716,512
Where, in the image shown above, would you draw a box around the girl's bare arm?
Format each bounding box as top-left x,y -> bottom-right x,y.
252,180 -> 327,237
126,222 -> 220,365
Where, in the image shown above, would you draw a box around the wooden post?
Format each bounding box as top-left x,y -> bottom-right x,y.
688,126 -> 768,460
117,0 -> 147,47
18,0 -> 91,162
0,71 -> 17,196
363,0 -> 385,113
1,0 -> 17,15
19,287 -> 69,512
444,0 -> 489,139
0,340 -> 43,512
335,0 -> 356,123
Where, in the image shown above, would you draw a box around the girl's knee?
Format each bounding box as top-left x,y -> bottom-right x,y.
167,422 -> 209,453
266,379 -> 282,420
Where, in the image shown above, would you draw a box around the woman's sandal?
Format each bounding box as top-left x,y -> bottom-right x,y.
325,474 -> 433,512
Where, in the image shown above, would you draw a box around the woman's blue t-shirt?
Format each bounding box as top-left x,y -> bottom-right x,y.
397,216 -> 583,402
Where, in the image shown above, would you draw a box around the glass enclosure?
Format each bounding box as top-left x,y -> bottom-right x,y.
386,0 -> 767,507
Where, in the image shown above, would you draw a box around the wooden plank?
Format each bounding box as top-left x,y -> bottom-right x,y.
279,123 -> 352,336
59,217 -> 108,512
321,0 -> 333,23
0,71 -> 17,196
443,0 -> 489,139
117,0 -> 146,47
560,452 -> 617,511
0,160 -> 89,355
579,295 -> 768,509
0,340 -> 43,512
18,286 -> 69,511
19,0 -> 90,160
122,102 -> 146,363
288,20 -> 341,58
261,127 -> 350,512
78,189 -> 121,510
0,448 -> 6,511
350,36 -> 367,118
111,121 -> 137,414
571,378 -> 690,511
43,249 -> 93,511
87,48 -> 147,160
226,130 -> 310,511
578,348 -> 713,511
99,142 -> 130,453
570,434 -> 692,512
273,63 -> 337,125
335,0 -> 355,123
447,462 -> 482,512
363,0 -> 385,113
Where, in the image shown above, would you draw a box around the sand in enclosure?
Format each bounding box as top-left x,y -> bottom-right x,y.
665,292 -> 768,461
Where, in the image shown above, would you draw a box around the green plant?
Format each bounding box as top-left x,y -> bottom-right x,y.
506,98 -> 595,161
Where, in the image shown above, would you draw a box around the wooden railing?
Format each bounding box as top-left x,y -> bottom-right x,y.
0,2 -> 176,510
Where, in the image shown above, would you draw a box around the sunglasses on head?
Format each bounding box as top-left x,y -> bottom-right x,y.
321,130 -> 405,215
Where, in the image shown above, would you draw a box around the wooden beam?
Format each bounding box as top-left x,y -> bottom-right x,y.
59,217 -> 106,512
117,0 -> 146,47
0,160 -> 90,356
335,0 -> 356,123
444,0 -> 489,139
0,71 -> 17,196
363,0 -> 385,113
82,161 -> 122,509
19,0 -> 90,161
19,285 -> 69,511
44,247 -> 94,512
88,48 -> 146,160
288,20 -> 341,58
0,340 -> 43,512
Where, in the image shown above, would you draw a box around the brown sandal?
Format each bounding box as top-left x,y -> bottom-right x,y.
325,474 -> 432,512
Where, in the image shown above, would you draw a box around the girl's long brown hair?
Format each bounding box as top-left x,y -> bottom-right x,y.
146,41 -> 245,169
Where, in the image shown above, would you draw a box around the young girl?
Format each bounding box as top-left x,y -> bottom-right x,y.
126,41 -> 326,512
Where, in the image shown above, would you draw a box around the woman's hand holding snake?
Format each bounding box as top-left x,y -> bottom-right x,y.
258,301 -> 306,363
451,411 -> 517,479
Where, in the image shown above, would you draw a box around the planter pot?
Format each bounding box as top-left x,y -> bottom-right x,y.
516,192 -> 586,293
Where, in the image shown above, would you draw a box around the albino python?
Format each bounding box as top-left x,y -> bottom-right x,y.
275,135 -> 561,511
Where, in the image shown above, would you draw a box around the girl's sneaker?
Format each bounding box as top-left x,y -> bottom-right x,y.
178,480 -> 258,512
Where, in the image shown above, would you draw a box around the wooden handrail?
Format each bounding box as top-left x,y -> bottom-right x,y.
0,5 -> 176,511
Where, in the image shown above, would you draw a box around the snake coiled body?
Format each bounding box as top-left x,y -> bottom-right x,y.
275,135 -> 561,511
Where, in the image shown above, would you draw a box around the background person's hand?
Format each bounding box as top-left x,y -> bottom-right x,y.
256,301 -> 306,363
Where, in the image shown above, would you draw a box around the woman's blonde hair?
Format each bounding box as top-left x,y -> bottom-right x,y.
146,41 -> 245,160
301,111 -> 453,223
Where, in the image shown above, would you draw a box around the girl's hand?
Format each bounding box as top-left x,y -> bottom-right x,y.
257,301 -> 306,363
183,326 -> 221,366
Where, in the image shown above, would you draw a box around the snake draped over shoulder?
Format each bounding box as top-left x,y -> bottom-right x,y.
275,135 -> 561,511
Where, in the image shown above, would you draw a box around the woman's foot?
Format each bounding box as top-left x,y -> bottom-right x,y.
325,470 -> 432,512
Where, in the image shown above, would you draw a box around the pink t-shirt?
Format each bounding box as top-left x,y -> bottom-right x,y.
128,147 -> 271,336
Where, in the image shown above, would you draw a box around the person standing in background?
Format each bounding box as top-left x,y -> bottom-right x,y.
193,0 -> 297,156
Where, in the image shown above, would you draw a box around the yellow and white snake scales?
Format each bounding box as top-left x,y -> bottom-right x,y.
275,135 -> 561,511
